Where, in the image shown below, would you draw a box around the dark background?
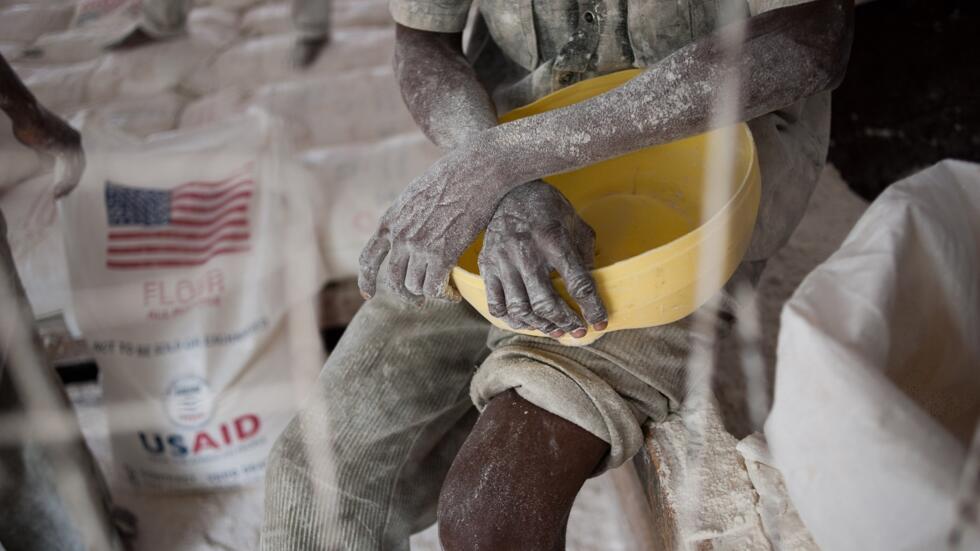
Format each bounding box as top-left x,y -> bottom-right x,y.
829,0 -> 980,200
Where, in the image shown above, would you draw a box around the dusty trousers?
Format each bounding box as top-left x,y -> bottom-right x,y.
258,286 -> 735,550
259,292 -> 488,550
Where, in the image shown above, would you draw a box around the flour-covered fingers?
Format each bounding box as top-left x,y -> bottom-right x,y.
550,243 -> 608,331
519,255 -> 585,338
484,274 -> 528,329
500,264 -> 560,336
478,247 -> 508,318
498,265 -> 532,330
484,272 -> 508,319
405,255 -> 427,296
357,233 -> 391,299
573,218 -> 598,269
422,260 -> 460,302
384,247 -> 422,305
479,249 -> 516,324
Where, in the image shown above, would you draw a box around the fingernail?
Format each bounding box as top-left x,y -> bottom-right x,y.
571,328 -> 587,339
549,329 -> 565,338
594,321 -> 608,331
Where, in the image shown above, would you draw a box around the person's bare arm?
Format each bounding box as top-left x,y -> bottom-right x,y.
365,25 -> 608,337
1,53 -> 85,197
362,0 -> 853,308
478,0 -> 854,184
392,25 -> 497,151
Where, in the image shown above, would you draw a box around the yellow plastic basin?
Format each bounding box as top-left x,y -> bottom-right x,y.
451,69 -> 761,345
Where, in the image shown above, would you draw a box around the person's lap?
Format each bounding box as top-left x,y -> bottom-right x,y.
261,282 -> 729,548
438,388 -> 609,550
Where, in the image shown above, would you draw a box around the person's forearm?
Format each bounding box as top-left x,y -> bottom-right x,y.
0,54 -> 41,126
470,0 -> 853,191
393,24 -> 498,152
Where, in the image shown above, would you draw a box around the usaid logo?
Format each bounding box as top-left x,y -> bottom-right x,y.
138,413 -> 262,458
139,376 -> 263,458
165,376 -> 213,428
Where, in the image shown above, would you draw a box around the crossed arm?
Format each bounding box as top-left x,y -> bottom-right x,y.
360,0 -> 854,335
385,25 -> 609,338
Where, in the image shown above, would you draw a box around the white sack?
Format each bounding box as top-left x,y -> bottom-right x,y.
251,66 -> 417,149
766,160 -> 980,550
0,4 -> 75,42
332,0 -> 391,28
643,400 -> 774,550
0,116 -> 42,190
30,0 -> 148,64
303,132 -> 441,278
6,61 -> 39,81
0,42 -> 25,59
60,109 -> 325,491
23,60 -> 98,116
91,93 -> 184,137
0,170 -> 71,317
241,0 -> 389,36
240,4 -> 291,36
198,27 -> 393,95
71,0 -> 140,29
178,87 -> 251,130
30,28 -> 107,64
87,37 -> 217,103
187,7 -> 242,50
736,434 -> 819,550
207,0 -> 264,16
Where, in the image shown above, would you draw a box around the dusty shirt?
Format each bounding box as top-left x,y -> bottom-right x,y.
390,0 -> 814,110
389,0 -> 832,261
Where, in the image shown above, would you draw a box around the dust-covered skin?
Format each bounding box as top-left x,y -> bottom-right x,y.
358,27 -> 495,303
437,389 -> 608,550
366,25 -> 609,336
392,27 -> 498,154
479,180 -> 608,339
359,0 -> 854,310
0,53 -> 85,197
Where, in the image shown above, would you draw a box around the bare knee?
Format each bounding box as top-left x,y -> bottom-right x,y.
436,389 -> 608,550
438,464 -> 561,550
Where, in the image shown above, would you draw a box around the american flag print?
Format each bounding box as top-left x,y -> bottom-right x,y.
104,168 -> 254,270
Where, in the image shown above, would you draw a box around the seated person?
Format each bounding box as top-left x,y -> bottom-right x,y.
261,0 -> 853,548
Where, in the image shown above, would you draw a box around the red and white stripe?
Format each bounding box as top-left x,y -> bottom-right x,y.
106,170 -> 255,270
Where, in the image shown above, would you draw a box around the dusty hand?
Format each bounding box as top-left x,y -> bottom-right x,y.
478,180 -> 607,339
12,104 -> 85,197
358,154 -> 500,303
